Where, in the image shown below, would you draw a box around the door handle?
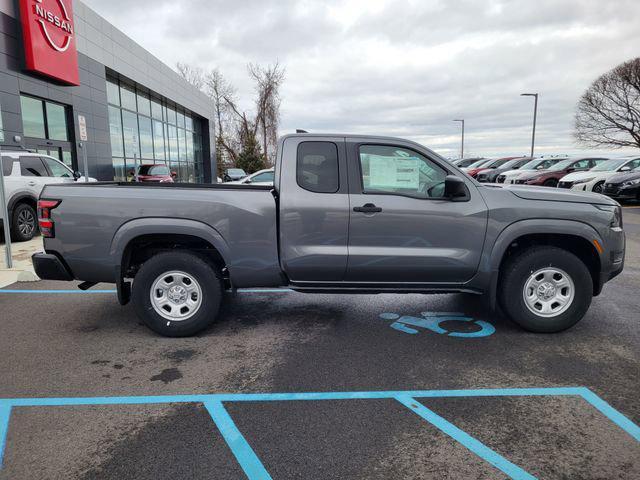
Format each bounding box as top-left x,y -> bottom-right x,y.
353,203 -> 382,213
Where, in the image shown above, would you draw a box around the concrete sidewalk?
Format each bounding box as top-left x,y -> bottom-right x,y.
0,236 -> 42,287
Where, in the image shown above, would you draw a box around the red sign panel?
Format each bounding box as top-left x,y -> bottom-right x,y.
19,0 -> 79,85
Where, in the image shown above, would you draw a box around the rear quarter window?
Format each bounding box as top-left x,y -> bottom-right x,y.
296,142 -> 339,193
2,157 -> 14,176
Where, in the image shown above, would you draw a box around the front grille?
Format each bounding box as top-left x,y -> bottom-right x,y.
496,175 -> 505,183
558,181 -> 573,189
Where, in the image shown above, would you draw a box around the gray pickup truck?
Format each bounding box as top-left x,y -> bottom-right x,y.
32,134 -> 625,336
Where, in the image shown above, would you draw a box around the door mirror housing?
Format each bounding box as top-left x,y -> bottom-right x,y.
444,175 -> 469,201
73,170 -> 82,179
171,171 -> 177,178
620,166 -> 631,172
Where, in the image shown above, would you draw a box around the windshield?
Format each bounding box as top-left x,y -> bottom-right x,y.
138,165 -> 170,175
590,159 -> 627,172
467,159 -> 492,169
228,168 -> 246,176
548,159 -> 575,171
495,158 -> 523,170
486,158 -> 513,168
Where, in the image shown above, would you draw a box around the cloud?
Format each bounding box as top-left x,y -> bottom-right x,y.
83,0 -> 640,157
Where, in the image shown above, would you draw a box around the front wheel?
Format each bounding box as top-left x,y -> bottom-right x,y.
592,181 -> 605,194
543,179 -> 558,188
499,246 -> 593,333
132,251 -> 222,337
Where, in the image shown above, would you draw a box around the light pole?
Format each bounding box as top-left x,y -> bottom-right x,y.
520,93 -> 538,157
453,119 -> 464,159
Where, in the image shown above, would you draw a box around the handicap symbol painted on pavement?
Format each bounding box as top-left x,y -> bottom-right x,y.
379,311 -> 495,338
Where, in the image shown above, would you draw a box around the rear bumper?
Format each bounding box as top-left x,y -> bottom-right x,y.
31,253 -> 73,281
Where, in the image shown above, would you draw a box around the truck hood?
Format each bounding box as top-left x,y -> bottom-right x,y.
487,184 -> 618,205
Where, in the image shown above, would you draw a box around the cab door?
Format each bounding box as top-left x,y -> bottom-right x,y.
278,136 -> 349,282
345,141 -> 488,284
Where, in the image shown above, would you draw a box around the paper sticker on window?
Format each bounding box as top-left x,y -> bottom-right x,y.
369,155 -> 419,189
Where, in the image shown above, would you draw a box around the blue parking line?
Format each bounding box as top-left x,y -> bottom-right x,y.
0,404 -> 10,469
204,400 -> 272,480
396,395 -> 536,479
1,387 -> 638,477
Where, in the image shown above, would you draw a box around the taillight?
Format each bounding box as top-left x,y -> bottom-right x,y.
37,199 -> 61,238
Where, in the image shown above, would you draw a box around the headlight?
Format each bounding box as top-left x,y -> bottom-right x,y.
622,178 -> 640,186
573,177 -> 595,185
596,205 -> 623,229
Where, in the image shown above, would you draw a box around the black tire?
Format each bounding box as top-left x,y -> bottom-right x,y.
132,251 -> 222,337
543,178 -> 558,188
499,246 -> 592,333
10,203 -> 38,242
592,181 -> 605,194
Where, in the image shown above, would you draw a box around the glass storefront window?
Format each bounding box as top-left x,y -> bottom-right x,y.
168,124 -> 178,161
120,82 -> 137,111
106,78 -> 120,106
137,90 -> 151,116
166,105 -> 177,125
122,110 -> 140,158
109,106 -> 124,157
152,119 -> 165,160
20,96 -> 46,138
151,97 -> 163,120
46,103 -> 68,141
106,77 -> 205,183
138,115 -> 154,159
178,128 -> 187,161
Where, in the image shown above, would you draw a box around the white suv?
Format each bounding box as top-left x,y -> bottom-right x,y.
1,151 -> 95,241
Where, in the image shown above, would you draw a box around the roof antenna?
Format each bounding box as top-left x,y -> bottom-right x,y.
296,129 -> 308,133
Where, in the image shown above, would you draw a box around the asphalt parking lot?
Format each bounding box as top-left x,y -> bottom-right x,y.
1,208 -> 639,479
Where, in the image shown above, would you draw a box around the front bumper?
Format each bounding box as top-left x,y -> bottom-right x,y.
602,184 -> 640,200
32,252 -> 73,281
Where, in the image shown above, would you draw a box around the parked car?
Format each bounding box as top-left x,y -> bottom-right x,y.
1,151 -> 96,241
497,157 -> 566,184
223,168 -> 247,182
33,133 -> 624,337
558,157 -> 640,193
602,165 -> 640,202
465,157 -> 519,178
513,157 -> 607,187
461,158 -> 493,171
132,164 -> 176,183
452,157 -> 486,168
228,168 -> 275,186
476,157 -> 532,183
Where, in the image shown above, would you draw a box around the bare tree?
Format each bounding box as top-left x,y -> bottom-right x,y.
575,57 -> 640,149
204,69 -> 240,167
249,62 -> 285,165
176,62 -> 205,91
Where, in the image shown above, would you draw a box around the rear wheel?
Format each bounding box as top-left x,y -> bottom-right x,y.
10,203 -> 38,242
132,251 -> 222,337
499,246 -> 592,333
543,179 -> 558,187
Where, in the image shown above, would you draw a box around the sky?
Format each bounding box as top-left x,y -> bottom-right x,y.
82,0 -> 640,158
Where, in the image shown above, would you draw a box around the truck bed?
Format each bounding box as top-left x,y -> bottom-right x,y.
41,182 -> 282,287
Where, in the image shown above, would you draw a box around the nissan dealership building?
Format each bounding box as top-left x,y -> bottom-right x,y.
0,0 -> 216,182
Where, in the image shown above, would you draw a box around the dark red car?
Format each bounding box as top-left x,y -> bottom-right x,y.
134,164 -> 176,183
514,157 -> 606,187
465,157 -> 520,178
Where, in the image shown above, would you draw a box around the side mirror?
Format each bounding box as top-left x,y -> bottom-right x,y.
244,178 -> 252,184
171,171 -> 177,178
566,167 -> 575,173
73,170 -> 82,179
620,166 -> 631,172
444,175 -> 469,201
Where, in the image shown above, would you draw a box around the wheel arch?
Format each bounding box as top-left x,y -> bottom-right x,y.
488,219 -> 605,309
7,192 -> 38,216
110,218 -> 231,304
